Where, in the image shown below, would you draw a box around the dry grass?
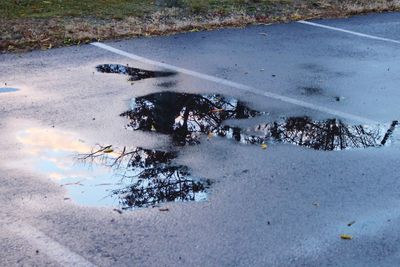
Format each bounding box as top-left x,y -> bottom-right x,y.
1,0 -> 400,53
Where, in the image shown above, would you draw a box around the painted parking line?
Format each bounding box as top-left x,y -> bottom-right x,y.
91,42 -> 379,125
298,20 -> 400,45
4,221 -> 96,267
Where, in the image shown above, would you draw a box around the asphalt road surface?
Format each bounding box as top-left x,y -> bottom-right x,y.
1,12 -> 400,266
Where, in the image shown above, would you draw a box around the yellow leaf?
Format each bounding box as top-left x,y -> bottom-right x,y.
103,148 -> 114,153
261,144 -> 268,149
340,234 -> 352,240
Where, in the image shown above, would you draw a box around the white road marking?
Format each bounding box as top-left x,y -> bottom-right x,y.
298,20 -> 400,45
4,221 -> 97,267
91,42 -> 379,125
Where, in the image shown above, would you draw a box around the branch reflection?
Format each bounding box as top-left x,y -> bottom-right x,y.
78,145 -> 210,209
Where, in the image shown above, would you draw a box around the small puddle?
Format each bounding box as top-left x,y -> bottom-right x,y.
96,64 -> 176,81
120,92 -> 398,151
121,91 -> 261,145
0,87 -> 18,93
17,128 -> 210,209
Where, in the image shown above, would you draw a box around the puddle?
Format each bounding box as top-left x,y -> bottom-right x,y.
96,64 -> 176,81
17,128 -> 209,209
121,91 -> 261,145
219,117 -> 399,151
120,91 -> 398,151
0,87 -> 18,93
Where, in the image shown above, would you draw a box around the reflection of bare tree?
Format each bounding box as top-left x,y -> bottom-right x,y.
120,92 -> 260,145
216,117 -> 398,151
117,166 -> 209,208
78,145 -> 210,209
96,64 -> 176,81
120,91 -> 397,150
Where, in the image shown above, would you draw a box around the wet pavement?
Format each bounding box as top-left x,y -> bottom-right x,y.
1,12 -> 400,267
15,90 -> 398,210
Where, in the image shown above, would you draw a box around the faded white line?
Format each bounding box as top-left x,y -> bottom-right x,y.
4,222 -> 96,267
298,20 -> 400,45
91,42 -> 379,125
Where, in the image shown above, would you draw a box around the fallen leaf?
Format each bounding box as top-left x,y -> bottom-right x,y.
159,208 -> 169,212
261,143 -> 268,149
290,12 -> 303,20
340,234 -> 352,240
259,32 -> 268,36
103,148 -> 114,153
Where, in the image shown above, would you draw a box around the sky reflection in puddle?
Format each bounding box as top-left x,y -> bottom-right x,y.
17,128 -> 209,209
17,128 -> 119,207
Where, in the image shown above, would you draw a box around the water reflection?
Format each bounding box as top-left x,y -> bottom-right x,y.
78,146 -> 210,208
121,92 -> 398,150
17,128 -> 209,209
218,117 -> 399,151
17,128 -> 118,206
121,91 -> 260,145
96,64 -> 176,81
